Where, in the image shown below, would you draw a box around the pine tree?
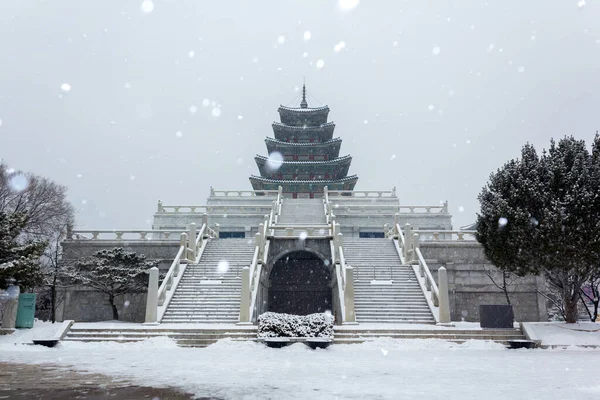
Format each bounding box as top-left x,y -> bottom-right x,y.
67,248 -> 157,320
476,136 -> 600,323
0,212 -> 47,290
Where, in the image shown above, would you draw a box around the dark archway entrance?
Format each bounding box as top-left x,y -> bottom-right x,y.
268,250 -> 332,315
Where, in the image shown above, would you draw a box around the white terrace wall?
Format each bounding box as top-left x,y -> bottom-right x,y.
419,242 -> 548,322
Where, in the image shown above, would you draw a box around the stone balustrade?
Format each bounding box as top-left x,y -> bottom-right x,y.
326,188 -> 396,198
157,204 -> 275,214
416,230 -> 477,241
68,230 -> 177,241
269,225 -> 332,238
209,186 -> 279,197
331,204 -> 448,214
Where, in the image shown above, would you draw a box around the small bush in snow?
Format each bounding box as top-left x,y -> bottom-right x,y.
257,312 -> 334,338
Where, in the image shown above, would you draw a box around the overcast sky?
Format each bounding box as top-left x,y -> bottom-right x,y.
1,0 -> 599,230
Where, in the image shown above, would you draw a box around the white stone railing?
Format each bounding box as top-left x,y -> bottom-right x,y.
269,224 -> 332,238
68,229 -> 177,241
240,188 -> 282,324
157,203 -> 275,214
416,230 -> 477,241
331,204 -> 448,214
145,222 -> 211,324
326,187 -> 397,198
209,187 -> 279,197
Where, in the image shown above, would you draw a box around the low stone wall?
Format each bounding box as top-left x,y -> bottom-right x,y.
56,286 -> 147,323
58,240 -> 178,322
419,242 -> 547,322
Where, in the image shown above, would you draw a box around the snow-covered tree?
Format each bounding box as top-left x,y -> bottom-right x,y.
67,248 -> 157,320
476,136 -> 600,323
0,211 -> 47,290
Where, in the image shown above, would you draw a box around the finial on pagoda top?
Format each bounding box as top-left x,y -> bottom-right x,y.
300,79 -> 308,108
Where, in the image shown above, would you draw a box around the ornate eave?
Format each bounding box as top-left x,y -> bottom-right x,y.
254,155 -> 352,179
277,105 -> 330,126
265,137 -> 342,158
272,122 -> 335,142
250,175 -> 358,184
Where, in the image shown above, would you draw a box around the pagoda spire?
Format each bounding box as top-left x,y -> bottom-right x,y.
300,82 -> 308,108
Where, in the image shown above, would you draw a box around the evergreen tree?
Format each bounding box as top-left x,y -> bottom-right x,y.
67,248 -> 157,320
0,211 -> 47,290
477,136 -> 600,323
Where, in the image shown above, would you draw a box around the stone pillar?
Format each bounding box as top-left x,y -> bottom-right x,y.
344,267 -> 356,323
189,223 -> 197,261
157,200 -> 163,212
145,267 -> 159,324
239,267 -> 250,323
438,267 -> 451,324
412,233 -> 420,263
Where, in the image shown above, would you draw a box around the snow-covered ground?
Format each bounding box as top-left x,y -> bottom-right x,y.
2,322 -> 600,399
524,322 -> 600,347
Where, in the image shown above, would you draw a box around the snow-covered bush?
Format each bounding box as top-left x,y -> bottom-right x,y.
258,312 -> 334,338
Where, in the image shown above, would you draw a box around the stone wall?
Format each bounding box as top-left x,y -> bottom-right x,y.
58,240 -> 179,322
419,242 -> 547,322
56,286 -> 147,323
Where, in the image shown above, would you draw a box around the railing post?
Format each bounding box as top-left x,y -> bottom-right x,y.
344,266 -> 356,323
157,200 -> 163,212
144,267 -> 159,324
392,186 -> 396,197
412,233 -> 420,263
403,223 -> 412,261
394,213 -> 399,230
210,186 -> 215,196
278,185 -> 283,197
239,266 -> 250,323
66,222 -> 73,240
180,232 -> 188,261
438,267 -> 451,324
383,224 -> 389,238
214,223 -> 220,237
443,201 -> 448,213
189,223 -> 197,260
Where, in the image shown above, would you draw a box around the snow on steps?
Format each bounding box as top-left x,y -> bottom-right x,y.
62,324 -> 526,347
332,327 -> 526,345
63,325 -> 258,348
161,238 -> 255,323
343,238 -> 435,324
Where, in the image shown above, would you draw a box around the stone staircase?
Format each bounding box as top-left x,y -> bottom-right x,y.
277,199 -> 326,224
63,325 -> 258,347
161,238 -> 255,323
343,238 -> 435,324
333,326 -> 526,345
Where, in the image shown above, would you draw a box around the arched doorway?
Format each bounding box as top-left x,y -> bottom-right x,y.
268,250 -> 332,315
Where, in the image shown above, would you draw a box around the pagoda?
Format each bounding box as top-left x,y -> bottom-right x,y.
249,85 -> 358,198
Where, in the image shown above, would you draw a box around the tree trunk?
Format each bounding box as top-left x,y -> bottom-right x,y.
563,291 -> 579,324
109,294 -> 119,320
502,273 -> 511,306
51,275 -> 57,323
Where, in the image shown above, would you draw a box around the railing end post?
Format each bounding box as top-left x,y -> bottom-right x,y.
438,266 -> 451,323
144,266 -> 159,323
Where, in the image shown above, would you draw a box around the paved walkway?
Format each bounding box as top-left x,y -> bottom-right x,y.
0,362 -> 196,399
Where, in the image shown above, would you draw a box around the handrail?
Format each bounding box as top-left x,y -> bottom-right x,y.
415,247 -> 440,308
157,245 -> 185,308
338,246 -> 347,289
331,239 -> 346,322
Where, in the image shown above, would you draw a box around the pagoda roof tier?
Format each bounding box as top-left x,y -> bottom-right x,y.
277,105 -> 330,126
254,155 -> 352,179
272,122 -> 335,142
265,137 -> 342,158
249,175 -> 358,194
